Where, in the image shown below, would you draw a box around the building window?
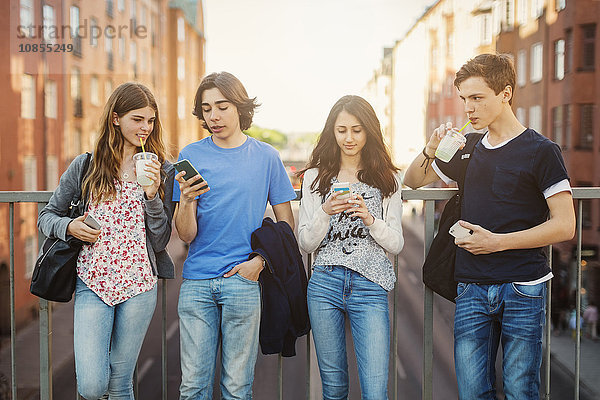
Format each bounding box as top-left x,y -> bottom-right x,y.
71,69 -> 82,117
23,155 -> 37,191
130,42 -> 137,68
131,0 -> 136,19
106,0 -> 114,18
529,105 -> 542,132
517,49 -> 527,87
178,57 -> 185,81
504,0 -> 515,29
90,18 -> 98,47
530,42 -> 543,83
552,106 -> 563,147
554,39 -> 565,80
105,80 -> 113,101
90,76 -> 99,106
517,0 -> 527,25
70,5 -> 80,37
580,196 -> 592,228
42,5 -> 55,44
178,96 -> 185,120
582,24 -> 596,71
579,104 -> 594,149
141,48 -> 147,73
20,0 -> 34,38
119,37 -> 125,61
177,17 -> 185,42
565,29 -> 573,73
564,104 -> 572,149
140,6 -> 146,27
46,155 -> 58,190
478,14 -> 492,46
556,0 -> 566,11
516,107 -> 526,124
531,0 -> 543,19
118,0 -> 124,12
44,80 -> 57,119
24,236 -> 36,278
21,74 -> 35,119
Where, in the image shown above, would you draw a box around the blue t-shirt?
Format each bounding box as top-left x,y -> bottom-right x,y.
436,129 -> 569,283
173,136 -> 296,279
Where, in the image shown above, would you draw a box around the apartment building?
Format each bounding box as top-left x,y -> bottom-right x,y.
495,0 -> 600,306
0,0 -> 205,333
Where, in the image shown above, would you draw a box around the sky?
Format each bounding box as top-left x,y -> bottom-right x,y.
203,0 -> 438,134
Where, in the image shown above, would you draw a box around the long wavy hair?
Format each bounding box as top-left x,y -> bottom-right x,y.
300,95 -> 399,198
83,82 -> 167,203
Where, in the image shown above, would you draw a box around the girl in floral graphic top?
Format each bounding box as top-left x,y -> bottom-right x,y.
297,95 -> 404,399
38,82 -> 175,399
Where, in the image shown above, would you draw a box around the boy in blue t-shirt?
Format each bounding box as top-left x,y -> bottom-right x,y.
173,72 -> 296,399
404,54 -> 575,399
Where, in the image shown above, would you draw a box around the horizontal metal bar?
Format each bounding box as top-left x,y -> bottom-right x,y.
0,191 -> 53,202
2,187 -> 599,204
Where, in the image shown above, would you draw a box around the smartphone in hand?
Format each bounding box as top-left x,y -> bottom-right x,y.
332,182 -> 352,199
83,214 -> 101,230
173,159 -> 208,189
449,221 -> 472,239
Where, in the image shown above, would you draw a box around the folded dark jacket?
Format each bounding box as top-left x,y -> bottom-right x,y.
251,217 -> 310,357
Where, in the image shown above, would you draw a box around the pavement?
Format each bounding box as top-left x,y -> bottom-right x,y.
1,213 -> 599,398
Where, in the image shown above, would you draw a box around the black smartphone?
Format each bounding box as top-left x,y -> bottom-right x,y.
173,159 -> 207,188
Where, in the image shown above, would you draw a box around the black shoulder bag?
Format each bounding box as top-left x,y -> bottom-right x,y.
30,153 -> 92,302
422,134 -> 482,302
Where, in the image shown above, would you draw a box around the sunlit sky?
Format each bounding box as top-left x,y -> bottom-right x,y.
204,0 -> 438,134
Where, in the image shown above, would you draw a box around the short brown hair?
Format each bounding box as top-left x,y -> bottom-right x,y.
454,53 -> 516,105
192,72 -> 259,131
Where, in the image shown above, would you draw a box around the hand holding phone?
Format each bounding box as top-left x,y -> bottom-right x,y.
174,159 -> 208,190
449,221 -> 473,239
83,213 -> 101,230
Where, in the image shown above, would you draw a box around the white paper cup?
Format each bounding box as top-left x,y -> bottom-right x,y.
133,152 -> 158,186
435,130 -> 467,163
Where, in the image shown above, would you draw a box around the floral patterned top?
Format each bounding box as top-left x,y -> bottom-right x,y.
77,181 -> 157,306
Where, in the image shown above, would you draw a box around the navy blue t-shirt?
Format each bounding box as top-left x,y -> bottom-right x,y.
436,129 -> 569,283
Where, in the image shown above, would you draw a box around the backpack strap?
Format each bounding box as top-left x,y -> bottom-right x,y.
456,133 -> 483,196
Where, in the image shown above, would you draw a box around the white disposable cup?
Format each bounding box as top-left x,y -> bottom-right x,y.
435,130 -> 467,163
133,152 -> 158,186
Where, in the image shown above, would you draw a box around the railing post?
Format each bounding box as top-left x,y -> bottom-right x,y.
423,199 -> 435,400
575,200 -> 583,400
9,203 -> 17,400
37,202 -> 53,400
161,278 -> 168,400
544,246 -> 552,400
39,299 -> 53,400
392,254 -> 398,400
305,253 -> 312,400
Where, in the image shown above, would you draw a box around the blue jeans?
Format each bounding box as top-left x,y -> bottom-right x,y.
454,282 -> 546,400
178,275 -> 261,400
307,265 -> 390,400
73,277 -> 157,400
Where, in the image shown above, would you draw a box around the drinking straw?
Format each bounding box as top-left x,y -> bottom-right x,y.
140,138 -> 147,160
457,120 -> 471,133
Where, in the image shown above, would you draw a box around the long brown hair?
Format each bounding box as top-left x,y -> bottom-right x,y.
83,82 -> 167,203
300,95 -> 399,197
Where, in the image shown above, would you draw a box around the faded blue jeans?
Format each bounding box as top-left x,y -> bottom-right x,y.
454,282 -> 546,400
73,277 -> 157,400
308,265 -> 390,400
178,275 -> 261,400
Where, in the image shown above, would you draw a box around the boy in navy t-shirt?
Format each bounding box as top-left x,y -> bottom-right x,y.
173,72 -> 296,399
404,54 -> 575,399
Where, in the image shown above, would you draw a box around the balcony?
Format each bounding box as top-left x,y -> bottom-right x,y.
1,188 -> 598,399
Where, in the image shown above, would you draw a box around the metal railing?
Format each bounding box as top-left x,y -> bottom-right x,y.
1,187 -> 598,399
